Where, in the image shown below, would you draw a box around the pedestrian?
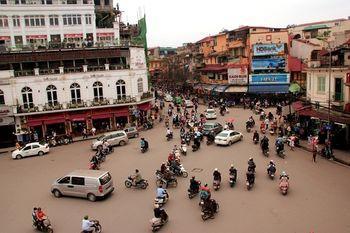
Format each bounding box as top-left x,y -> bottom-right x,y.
289,135 -> 295,151
312,145 -> 317,163
91,126 -> 96,136
82,128 -> 88,139
33,131 -> 39,142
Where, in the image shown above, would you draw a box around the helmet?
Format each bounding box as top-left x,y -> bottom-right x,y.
154,204 -> 160,208
135,169 -> 139,173
270,160 -> 274,163
84,215 -> 89,220
230,164 -> 234,167
214,168 -> 218,171
281,171 -> 287,176
249,158 -> 253,161
192,176 -> 195,179
141,138 -> 144,140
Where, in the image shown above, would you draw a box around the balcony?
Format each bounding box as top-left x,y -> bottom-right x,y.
141,92 -> 153,100
44,103 -> 62,111
4,0 -> 94,6
92,98 -> 109,106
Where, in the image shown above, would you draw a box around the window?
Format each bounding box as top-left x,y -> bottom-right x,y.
24,15 -> 45,27
93,81 -> 103,101
46,85 -> 58,106
116,80 -> 126,100
104,0 -> 109,5
0,0 -> 7,4
23,146 -> 31,151
32,144 -> 39,149
0,89 -> 4,105
63,14 -> 81,26
0,16 -> 8,28
317,77 -> 326,92
137,78 -> 143,93
12,16 -> 20,27
49,15 -> 59,26
71,177 -> 85,185
99,173 -> 111,185
70,83 -> 81,104
21,86 -> 33,109
58,176 -> 70,184
85,14 -> 92,25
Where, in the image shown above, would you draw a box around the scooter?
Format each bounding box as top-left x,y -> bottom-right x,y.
262,148 -> 269,157
141,146 -> 148,153
253,138 -> 259,144
279,179 -> 289,195
180,144 -> 187,156
185,135 -> 191,145
201,200 -> 219,221
150,212 -> 168,232
267,166 -> 276,180
213,179 -> 221,191
166,133 -> 173,141
32,218 -> 53,233
206,137 -> 214,145
276,147 -> 285,159
229,174 -> 236,187
188,186 -> 200,199
124,176 -> 148,189
81,219 -> 102,233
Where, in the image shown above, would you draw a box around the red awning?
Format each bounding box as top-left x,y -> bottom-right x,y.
138,103 -> 151,111
292,101 -> 312,111
289,56 -> 306,72
26,35 -> 47,39
91,113 -> 113,120
97,32 -> 114,37
27,120 -> 43,127
64,33 -> 83,38
0,36 -> 10,41
68,112 -> 87,121
44,117 -> 65,125
299,108 -> 350,124
111,107 -> 129,117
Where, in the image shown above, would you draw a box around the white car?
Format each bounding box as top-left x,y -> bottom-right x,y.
205,108 -> 217,119
12,142 -> 50,159
215,130 -> 243,146
185,100 -> 194,108
164,94 -> 173,102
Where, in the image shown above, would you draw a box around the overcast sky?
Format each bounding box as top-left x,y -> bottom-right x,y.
117,0 -> 350,48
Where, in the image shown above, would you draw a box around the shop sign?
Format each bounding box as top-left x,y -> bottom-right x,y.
253,43 -> 284,56
249,73 -> 290,84
252,58 -> 286,71
228,67 -> 248,84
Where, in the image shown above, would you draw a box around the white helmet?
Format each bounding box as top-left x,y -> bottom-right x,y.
214,168 -> 218,171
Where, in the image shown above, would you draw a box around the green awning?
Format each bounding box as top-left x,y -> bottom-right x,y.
303,24 -> 330,31
289,83 -> 301,93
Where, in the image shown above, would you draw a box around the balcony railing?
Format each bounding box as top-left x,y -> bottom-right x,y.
5,0 -> 94,6
141,92 -> 153,100
92,98 -> 109,106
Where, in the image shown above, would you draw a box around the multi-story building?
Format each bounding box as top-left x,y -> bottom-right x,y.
0,0 -> 152,147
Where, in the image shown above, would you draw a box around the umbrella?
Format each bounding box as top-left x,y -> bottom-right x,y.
289,83 -> 301,93
226,118 -> 235,123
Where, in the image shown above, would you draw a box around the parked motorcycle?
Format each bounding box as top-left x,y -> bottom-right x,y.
81,219 -> 102,233
124,176 -> 148,189
32,218 -> 53,233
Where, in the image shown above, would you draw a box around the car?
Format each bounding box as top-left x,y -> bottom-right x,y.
185,100 -> 194,108
51,170 -> 114,202
202,122 -> 223,136
12,142 -> 49,159
205,108 -> 217,120
124,127 -> 139,139
91,130 -> 128,150
164,94 -> 173,102
215,130 -> 243,146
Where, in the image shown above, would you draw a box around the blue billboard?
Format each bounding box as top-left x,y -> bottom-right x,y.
253,43 -> 285,56
252,58 -> 286,71
249,73 -> 290,84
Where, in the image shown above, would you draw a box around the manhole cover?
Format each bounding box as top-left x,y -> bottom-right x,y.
191,168 -> 203,172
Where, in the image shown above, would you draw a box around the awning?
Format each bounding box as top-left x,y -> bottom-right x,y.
97,32 -> 114,37
138,102 -> 151,111
298,109 -> 350,124
44,117 -> 65,125
26,35 -> 47,39
213,85 -> 229,92
303,24 -> 330,31
292,101 -> 311,112
64,33 -> 83,38
68,113 -> 87,122
27,120 -> 43,127
112,107 -> 129,117
91,113 -> 113,120
0,36 -> 11,41
248,84 -> 289,94
225,86 -> 248,93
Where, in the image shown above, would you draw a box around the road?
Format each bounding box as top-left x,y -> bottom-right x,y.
0,105 -> 349,233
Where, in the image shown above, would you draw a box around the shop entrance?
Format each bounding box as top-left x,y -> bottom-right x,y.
30,125 -> 44,140
71,120 -> 86,136
115,116 -> 128,129
45,122 -> 66,136
92,118 -> 111,133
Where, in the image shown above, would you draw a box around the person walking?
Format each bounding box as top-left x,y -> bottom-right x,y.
289,135 -> 295,151
82,128 -> 88,139
312,145 -> 317,162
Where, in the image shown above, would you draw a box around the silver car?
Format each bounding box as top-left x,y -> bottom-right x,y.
51,170 -> 114,202
91,130 -> 128,150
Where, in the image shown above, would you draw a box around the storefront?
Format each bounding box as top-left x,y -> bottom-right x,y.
96,32 -> 114,45
0,36 -> 11,49
64,33 -> 83,48
26,35 -> 47,48
248,73 -> 290,94
91,110 -> 112,133
68,112 -> 88,136
112,107 -> 129,128
0,106 -> 15,148
26,113 -> 66,137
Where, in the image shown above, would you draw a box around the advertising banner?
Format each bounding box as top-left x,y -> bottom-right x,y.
253,43 -> 285,56
228,67 -> 248,85
249,73 -> 290,84
252,58 -> 286,71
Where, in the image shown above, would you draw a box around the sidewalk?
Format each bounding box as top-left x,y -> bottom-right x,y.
298,140 -> 350,166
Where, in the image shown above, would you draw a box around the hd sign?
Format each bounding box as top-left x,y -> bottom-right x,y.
253,43 -> 285,56
249,73 -> 290,84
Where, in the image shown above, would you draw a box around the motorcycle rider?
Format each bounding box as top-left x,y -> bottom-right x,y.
193,136 -> 201,150
261,136 -> 269,152
276,137 -> 284,155
246,167 -> 255,185
213,168 -> 221,183
200,184 -> 211,200
180,126 -> 185,136
248,158 -> 256,173
35,207 -> 46,230
267,160 -> 276,175
189,176 -> 200,193
166,128 -> 173,139
102,139 -> 110,154
160,162 -> 167,174
132,169 -> 143,186
153,204 -> 168,223
253,130 -> 259,142
81,215 -> 95,233
140,138 -> 149,151
156,185 -> 167,202
280,171 -> 289,180
229,164 -> 237,182
170,158 -> 181,175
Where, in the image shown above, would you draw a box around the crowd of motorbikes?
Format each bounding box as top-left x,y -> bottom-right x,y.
89,140 -> 114,170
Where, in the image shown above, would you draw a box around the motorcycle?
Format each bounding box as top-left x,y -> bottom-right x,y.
229,174 -> 236,187
201,201 -> 219,221
192,143 -> 200,152
180,144 -> 187,156
154,190 -> 169,207
141,146 -> 148,153
32,218 -> 53,233
155,170 -> 178,188
262,148 -> 269,157
185,135 -> 191,145
213,179 -> 221,191
246,126 -> 251,133
171,164 -> 188,178
166,133 -> 173,141
206,137 -> 214,145
150,212 -> 168,232
269,128 -> 275,135
253,138 -> 259,144
276,146 -> 285,159
246,178 -> 254,190
188,185 -> 200,199
279,178 -> 289,195
267,166 -> 276,180
89,161 -> 99,170
260,128 -> 266,134
81,219 -> 102,233
124,176 -> 148,189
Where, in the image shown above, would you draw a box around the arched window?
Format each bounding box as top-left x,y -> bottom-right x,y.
0,89 -> 4,105
46,85 -> 58,106
70,83 -> 81,104
93,81 -> 103,101
21,86 -> 33,109
137,78 -> 143,93
116,79 -> 126,100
